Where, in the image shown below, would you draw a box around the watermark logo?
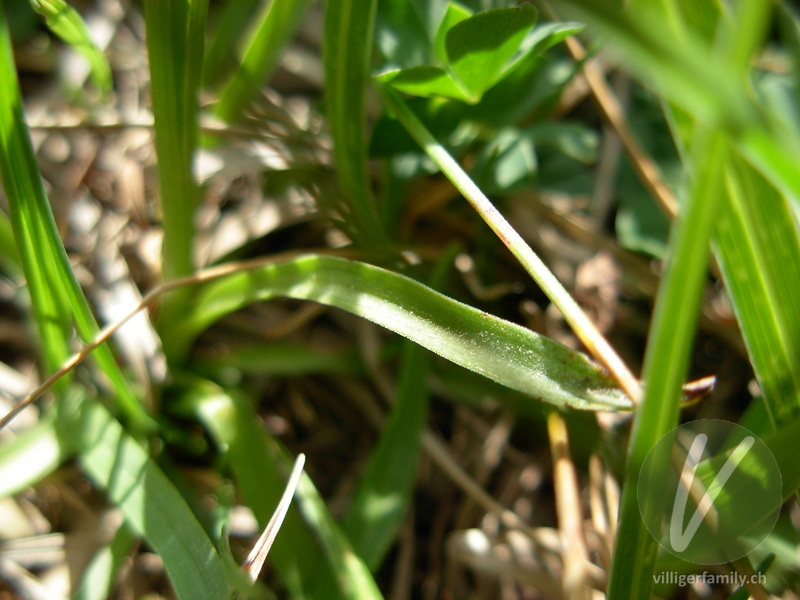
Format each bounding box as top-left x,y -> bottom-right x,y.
638,420 -> 782,564
653,570 -> 767,588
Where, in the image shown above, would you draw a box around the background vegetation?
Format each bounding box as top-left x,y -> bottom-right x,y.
0,0 -> 798,599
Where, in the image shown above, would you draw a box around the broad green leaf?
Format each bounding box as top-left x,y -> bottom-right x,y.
520,21 -> 584,57
0,7 -> 151,428
176,255 -> 632,411
193,389 -> 382,600
374,0 -> 439,70
433,1 -> 472,67
214,0 -> 313,123
324,0 -> 387,247
67,397 -> 229,600
445,3 -> 538,102
29,0 -> 112,94
471,127 -> 536,193
376,66 -> 470,101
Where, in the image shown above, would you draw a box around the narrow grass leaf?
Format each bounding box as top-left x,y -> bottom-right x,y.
215,0 -> 313,123
609,132 -> 730,600
203,0 -> 261,87
338,251 -> 456,573
293,467 -> 385,600
73,522 -> 136,600
715,158 -> 800,426
0,7 -> 150,427
193,388 -> 378,600
144,0 -> 206,335
29,0 -> 112,94
341,341 -> 428,571
176,254 -> 631,412
68,397 -> 229,600
0,417 -> 73,498
324,0 -> 387,246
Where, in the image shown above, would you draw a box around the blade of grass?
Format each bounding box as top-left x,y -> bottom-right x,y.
176,254 -> 632,411
63,395 -> 229,600
324,0 -> 387,246
0,417 -> 73,498
342,340 -> 428,570
608,129 -> 729,600
193,387 -> 382,600
144,0 -> 207,342
0,4 -> 151,428
337,247 -> 456,574
29,0 -> 112,95
3,253 -> 633,425
214,0 -> 313,124
612,0 -> 770,571
715,159 -> 800,426
203,0 -> 260,88
73,522 -> 136,600
378,83 -> 640,402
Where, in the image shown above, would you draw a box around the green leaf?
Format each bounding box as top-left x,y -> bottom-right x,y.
0,7 -> 151,428
376,65 -> 470,101
144,0 -> 207,340
343,341 -> 429,570
714,156 -> 800,426
67,398 -> 229,600
0,417 -> 73,498
214,0 -> 313,123
176,255 -> 631,412
324,0 -> 387,246
433,1 -> 472,67
73,523 -> 136,600
29,0 -> 112,95
193,389 -> 383,600
445,3 -> 538,102
338,248 -> 453,573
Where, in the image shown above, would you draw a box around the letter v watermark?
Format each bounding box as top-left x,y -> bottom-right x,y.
669,433 -> 755,552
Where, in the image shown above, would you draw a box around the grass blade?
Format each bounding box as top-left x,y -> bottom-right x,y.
0,4 -> 150,427
67,396 -> 229,600
29,0 -> 112,95
176,254 -> 631,412
144,0 -> 207,336
193,388 -> 382,600
0,417 -> 73,498
214,0 -> 313,124
324,0 -> 387,246
608,131 -> 729,600
715,158 -> 800,427
73,522 -> 136,600
342,341 -> 428,570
